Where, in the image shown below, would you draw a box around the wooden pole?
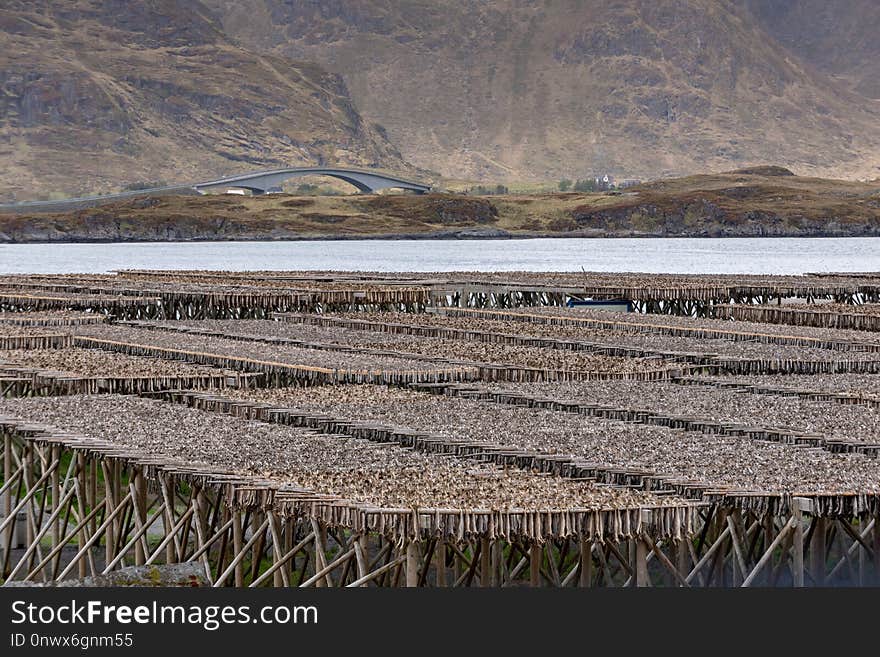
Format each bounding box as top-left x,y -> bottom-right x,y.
193,492 -> 215,583
103,501 -> 170,573
163,477 -> 177,564
101,461 -> 115,570
346,555 -> 406,588
792,501 -> 806,588
646,537 -> 690,587
711,510 -> 726,587
763,513 -> 775,586
5,486 -> 76,581
2,433 -> 10,577
676,539 -> 689,584
480,537 -> 491,587
685,525 -> 731,585
0,458 -> 60,540
873,515 -> 880,586
29,449 -> 51,583
453,541 -> 462,584
249,511 -> 266,583
268,512 -> 287,588
24,445 -> 34,548
579,540 -> 593,587
144,505 -> 196,566
133,468 -> 147,566
858,519 -> 869,587
634,539 -> 650,587
214,517 -> 269,588
301,547 -> 356,588
741,517 -> 795,587
50,445 -> 60,560
159,478 -> 184,563
57,492 -> 130,581
25,492 -> 104,582
284,519 -> 294,584
232,511 -> 244,587
112,461 -> 121,567
435,540 -> 447,587
248,531 -> 315,589
405,540 -> 419,588
355,534 -> 369,587
726,515 -> 748,586
810,517 -> 827,587
76,453 -> 88,578
311,520 -> 333,588
88,458 -> 98,539
529,543 -> 541,588
490,539 -> 501,587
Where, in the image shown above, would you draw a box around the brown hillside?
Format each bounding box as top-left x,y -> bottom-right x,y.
3,171 -> 878,242
746,0 -> 880,100
203,0 -> 880,182
0,0 -> 412,202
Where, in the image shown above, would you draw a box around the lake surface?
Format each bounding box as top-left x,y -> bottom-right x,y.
1,237 -> 879,274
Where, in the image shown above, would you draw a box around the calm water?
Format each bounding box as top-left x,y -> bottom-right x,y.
1,237 -> 879,274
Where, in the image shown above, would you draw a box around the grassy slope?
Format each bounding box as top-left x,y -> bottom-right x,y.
2,169 -> 878,242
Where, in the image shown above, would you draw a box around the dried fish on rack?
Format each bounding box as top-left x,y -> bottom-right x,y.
218,384 -> 880,509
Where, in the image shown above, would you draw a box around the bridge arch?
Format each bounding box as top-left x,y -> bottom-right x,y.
193,167 -> 430,195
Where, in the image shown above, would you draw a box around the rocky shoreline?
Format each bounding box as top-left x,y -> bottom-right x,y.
3,169 -> 878,243
4,227 -> 880,244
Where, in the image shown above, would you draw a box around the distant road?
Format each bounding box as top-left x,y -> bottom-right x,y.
0,166 -> 432,214
0,185 -> 199,214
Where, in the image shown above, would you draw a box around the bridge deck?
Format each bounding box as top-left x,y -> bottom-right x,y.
0,167 -> 431,213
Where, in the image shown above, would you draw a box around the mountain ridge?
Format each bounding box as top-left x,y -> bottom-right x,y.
203,0 -> 880,182
2,0 -> 879,199
0,0 -> 412,202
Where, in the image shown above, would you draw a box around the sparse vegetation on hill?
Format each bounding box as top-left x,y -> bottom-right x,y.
0,0 -> 414,202
3,170 -> 877,242
202,0 -> 880,182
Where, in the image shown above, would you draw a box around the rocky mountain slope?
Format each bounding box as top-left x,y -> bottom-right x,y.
746,0 -> 880,100
0,0 -> 411,202
203,0 -> 880,182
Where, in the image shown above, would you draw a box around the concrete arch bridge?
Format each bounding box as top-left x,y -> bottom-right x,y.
0,167 -> 432,213
194,167 -> 431,195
